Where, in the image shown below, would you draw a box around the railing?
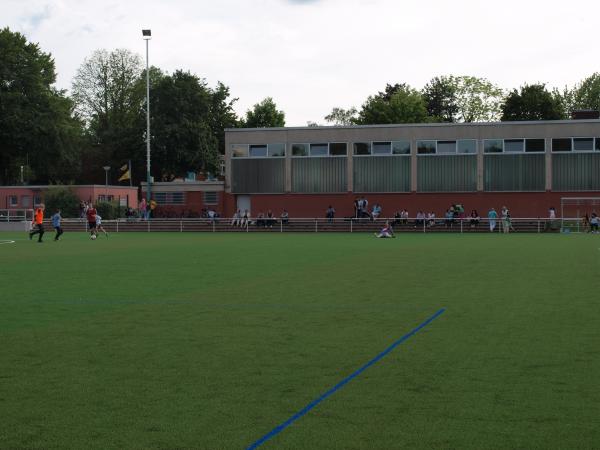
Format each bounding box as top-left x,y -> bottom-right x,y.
0,209 -> 33,222
42,216 -> 578,233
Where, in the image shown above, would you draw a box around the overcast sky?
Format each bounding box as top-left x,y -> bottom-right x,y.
4,0 -> 599,125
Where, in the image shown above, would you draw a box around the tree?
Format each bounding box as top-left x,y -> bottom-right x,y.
43,185 -> 81,217
355,83 -> 429,125
453,76 -> 504,122
324,107 -> 358,125
422,76 -> 459,122
501,84 -> 564,121
243,97 -> 285,127
570,73 -> 600,112
208,82 -> 239,154
149,70 -> 219,179
0,27 -> 84,184
71,49 -> 145,182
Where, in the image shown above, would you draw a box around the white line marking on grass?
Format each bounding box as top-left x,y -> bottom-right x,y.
0,240 -> 16,245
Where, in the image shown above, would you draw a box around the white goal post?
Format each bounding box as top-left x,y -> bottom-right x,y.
560,197 -> 600,232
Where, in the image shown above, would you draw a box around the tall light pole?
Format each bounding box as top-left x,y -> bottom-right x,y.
142,29 -> 152,206
103,166 -> 111,199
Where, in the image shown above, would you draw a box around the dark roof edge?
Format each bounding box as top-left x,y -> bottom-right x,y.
225,119 -> 600,132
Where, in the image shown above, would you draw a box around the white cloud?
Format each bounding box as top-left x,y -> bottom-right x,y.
3,0 -> 600,125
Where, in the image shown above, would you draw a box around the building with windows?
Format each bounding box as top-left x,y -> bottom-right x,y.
224,119 -> 600,217
0,185 -> 138,211
139,180 -> 225,217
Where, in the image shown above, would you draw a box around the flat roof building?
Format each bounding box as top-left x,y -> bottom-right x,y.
224,119 -> 600,217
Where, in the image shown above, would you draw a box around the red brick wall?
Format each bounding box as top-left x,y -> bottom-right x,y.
224,192 -> 600,218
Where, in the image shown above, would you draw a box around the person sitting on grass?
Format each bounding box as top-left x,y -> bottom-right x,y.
374,221 -> 395,238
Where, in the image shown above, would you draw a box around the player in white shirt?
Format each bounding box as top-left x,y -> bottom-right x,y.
95,214 -> 109,238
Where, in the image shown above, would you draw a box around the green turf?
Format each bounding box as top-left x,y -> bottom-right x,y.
1,231 -> 599,449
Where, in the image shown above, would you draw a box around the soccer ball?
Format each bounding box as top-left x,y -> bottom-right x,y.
91,234 -> 97,240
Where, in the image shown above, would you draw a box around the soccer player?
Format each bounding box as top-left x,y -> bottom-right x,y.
52,209 -> 63,241
374,221 -> 395,238
29,204 -> 45,243
488,207 -> 498,232
95,214 -> 109,238
86,203 -> 97,237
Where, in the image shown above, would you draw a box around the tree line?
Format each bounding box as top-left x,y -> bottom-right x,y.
0,27 -> 284,185
1,27 -> 599,185
324,75 -> 600,126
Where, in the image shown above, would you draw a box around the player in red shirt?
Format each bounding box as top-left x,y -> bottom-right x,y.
86,204 -> 98,237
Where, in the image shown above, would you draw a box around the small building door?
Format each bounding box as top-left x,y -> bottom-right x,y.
236,195 -> 251,215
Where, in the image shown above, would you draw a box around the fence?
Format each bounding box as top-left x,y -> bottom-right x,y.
0,209 -> 33,222
43,217 -> 578,234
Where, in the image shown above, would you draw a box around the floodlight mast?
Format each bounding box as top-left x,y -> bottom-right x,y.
142,29 -> 152,208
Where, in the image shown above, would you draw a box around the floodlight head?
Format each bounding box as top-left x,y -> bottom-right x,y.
142,29 -> 151,39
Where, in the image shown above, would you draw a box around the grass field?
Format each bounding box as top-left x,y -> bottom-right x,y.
1,231 -> 599,450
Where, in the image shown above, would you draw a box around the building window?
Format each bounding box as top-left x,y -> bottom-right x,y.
372,142 -> 391,155
392,140 -> 410,155
504,139 -> 524,153
329,143 -> 347,156
292,143 -> 308,157
97,195 -> 114,203
268,143 -> 285,157
204,192 -> 218,205
596,138 -> 600,151
21,196 -> 31,208
231,144 -> 248,158
484,139 -> 503,153
154,192 -> 185,205
309,143 -> 328,156
9,195 -> 18,207
525,139 -> 545,152
353,142 -> 371,155
552,138 -> 572,152
417,140 -> 436,154
573,137 -> 594,151
249,145 -> 267,157
457,140 -> 477,154
437,140 -> 456,154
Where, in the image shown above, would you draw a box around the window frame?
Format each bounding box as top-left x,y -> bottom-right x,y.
9,195 -> 18,207
203,191 -> 219,205
552,137 -> 599,153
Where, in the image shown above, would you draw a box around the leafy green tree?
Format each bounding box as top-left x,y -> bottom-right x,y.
150,70 -> 219,180
71,48 -> 145,183
570,73 -> 600,112
243,97 -> 285,127
355,83 -> 429,125
43,185 -> 81,217
324,107 -> 358,125
501,84 -> 565,121
208,82 -> 239,154
0,27 -> 84,184
453,76 -> 504,122
422,76 -> 459,122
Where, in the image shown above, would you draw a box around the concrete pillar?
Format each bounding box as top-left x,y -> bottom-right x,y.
545,138 -> 552,191
410,139 -> 418,192
477,139 -> 484,191
347,142 -> 353,192
285,143 -> 292,193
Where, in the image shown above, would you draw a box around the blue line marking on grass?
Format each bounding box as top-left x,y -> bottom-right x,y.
246,307 -> 446,449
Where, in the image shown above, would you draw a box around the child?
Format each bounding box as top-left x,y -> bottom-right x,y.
374,221 -> 395,238
95,214 -> 109,238
52,209 -> 63,241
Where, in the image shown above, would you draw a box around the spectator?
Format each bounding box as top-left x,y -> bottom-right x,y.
445,209 -> 454,228
139,198 -> 147,221
392,210 -> 402,226
353,198 -> 359,218
256,211 -> 265,227
266,210 -> 275,228
501,206 -> 510,233
281,209 -> 289,225
326,205 -> 335,223
231,209 -> 241,226
401,209 -> 409,225
488,207 -> 498,232
583,213 -> 590,233
415,211 -> 425,228
590,212 -> 599,233
469,209 -> 480,228
241,209 -> 250,227
427,211 -> 435,227
371,204 -> 382,221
